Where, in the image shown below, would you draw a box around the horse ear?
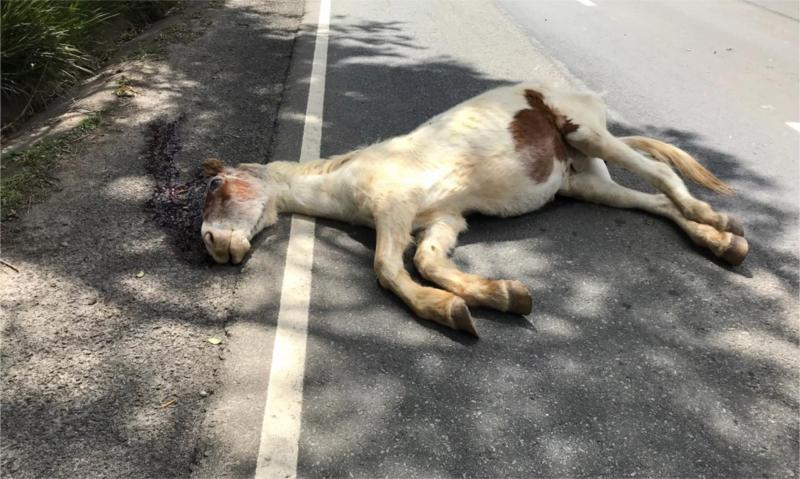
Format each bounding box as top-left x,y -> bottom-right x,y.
202,158 -> 225,176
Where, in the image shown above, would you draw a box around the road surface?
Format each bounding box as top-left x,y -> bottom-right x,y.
197,0 -> 799,478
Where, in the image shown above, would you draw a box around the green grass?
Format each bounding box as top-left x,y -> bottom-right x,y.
1,113 -> 102,219
1,1 -> 178,129
1,2 -> 114,105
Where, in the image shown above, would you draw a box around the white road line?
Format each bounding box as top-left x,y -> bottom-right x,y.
574,0 -> 597,7
787,122 -> 800,133
254,0 -> 330,477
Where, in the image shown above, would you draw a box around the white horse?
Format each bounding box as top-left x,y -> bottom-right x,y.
199,81 -> 747,336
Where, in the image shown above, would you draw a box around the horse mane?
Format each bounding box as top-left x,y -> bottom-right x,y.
297,148 -> 365,175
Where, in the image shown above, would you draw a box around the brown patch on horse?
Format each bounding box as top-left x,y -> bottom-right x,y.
528,91 -> 580,135
523,90 -> 581,137
510,108 -> 557,182
561,118 -> 580,135
509,89 -> 579,183
202,176 -> 258,218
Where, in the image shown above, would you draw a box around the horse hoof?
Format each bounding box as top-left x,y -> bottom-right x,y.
725,216 -> 745,237
721,234 -> 748,266
449,297 -> 478,337
505,280 -> 533,315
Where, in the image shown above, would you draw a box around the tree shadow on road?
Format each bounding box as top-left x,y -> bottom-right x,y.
1,4 -> 797,479
295,13 -> 799,479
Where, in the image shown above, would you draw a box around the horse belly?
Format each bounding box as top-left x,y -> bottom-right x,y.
471,162 -> 564,217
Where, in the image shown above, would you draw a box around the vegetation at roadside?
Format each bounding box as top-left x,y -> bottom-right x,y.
1,113 -> 102,220
126,6 -> 217,61
1,0 -> 179,131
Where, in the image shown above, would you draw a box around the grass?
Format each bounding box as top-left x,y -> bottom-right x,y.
1,113 -> 102,220
126,4 -> 218,61
1,2 -> 115,106
1,1 -> 178,130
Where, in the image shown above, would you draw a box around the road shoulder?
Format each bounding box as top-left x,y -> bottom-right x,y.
0,1 -> 302,477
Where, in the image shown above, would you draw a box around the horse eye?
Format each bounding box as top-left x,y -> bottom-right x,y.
209,177 -> 223,191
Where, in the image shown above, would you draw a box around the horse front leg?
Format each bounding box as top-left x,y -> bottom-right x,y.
373,212 -> 479,336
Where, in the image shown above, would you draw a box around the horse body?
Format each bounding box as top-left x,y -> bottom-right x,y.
199,80 -> 747,336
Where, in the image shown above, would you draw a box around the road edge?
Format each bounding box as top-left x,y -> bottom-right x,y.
189,0 -> 323,476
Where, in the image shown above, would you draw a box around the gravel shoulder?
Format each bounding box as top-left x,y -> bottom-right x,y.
0,1 -> 302,477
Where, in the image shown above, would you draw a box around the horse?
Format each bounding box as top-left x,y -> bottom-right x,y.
199,81 -> 747,336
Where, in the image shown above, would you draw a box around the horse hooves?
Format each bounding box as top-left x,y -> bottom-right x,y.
505,280 -> 533,315
725,216 -> 745,237
721,234 -> 749,266
449,298 -> 479,337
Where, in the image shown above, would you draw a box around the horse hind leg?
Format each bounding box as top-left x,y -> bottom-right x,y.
560,157 -> 748,265
554,92 -> 743,236
618,135 -> 744,236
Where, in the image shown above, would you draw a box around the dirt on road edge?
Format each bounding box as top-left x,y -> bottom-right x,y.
0,1 -> 303,477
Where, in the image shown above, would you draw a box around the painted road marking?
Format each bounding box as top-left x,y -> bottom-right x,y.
254,0 -> 330,477
787,122 -> 800,133
575,0 -> 597,6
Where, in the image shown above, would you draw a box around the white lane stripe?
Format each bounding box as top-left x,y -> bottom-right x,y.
254,0 -> 330,477
787,122 -> 800,133
575,0 -> 597,6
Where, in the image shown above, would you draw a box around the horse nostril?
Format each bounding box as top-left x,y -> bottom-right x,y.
204,231 -> 214,244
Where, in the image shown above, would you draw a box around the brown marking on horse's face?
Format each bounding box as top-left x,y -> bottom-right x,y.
200,159 -> 271,264
509,89 -> 581,183
202,176 -> 259,218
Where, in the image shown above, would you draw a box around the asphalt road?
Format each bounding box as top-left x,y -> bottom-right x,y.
200,0 -> 799,477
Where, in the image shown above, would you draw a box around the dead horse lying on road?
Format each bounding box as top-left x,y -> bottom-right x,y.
199,81 -> 748,337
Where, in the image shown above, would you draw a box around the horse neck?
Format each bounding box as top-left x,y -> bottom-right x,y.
265,159 -> 353,219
